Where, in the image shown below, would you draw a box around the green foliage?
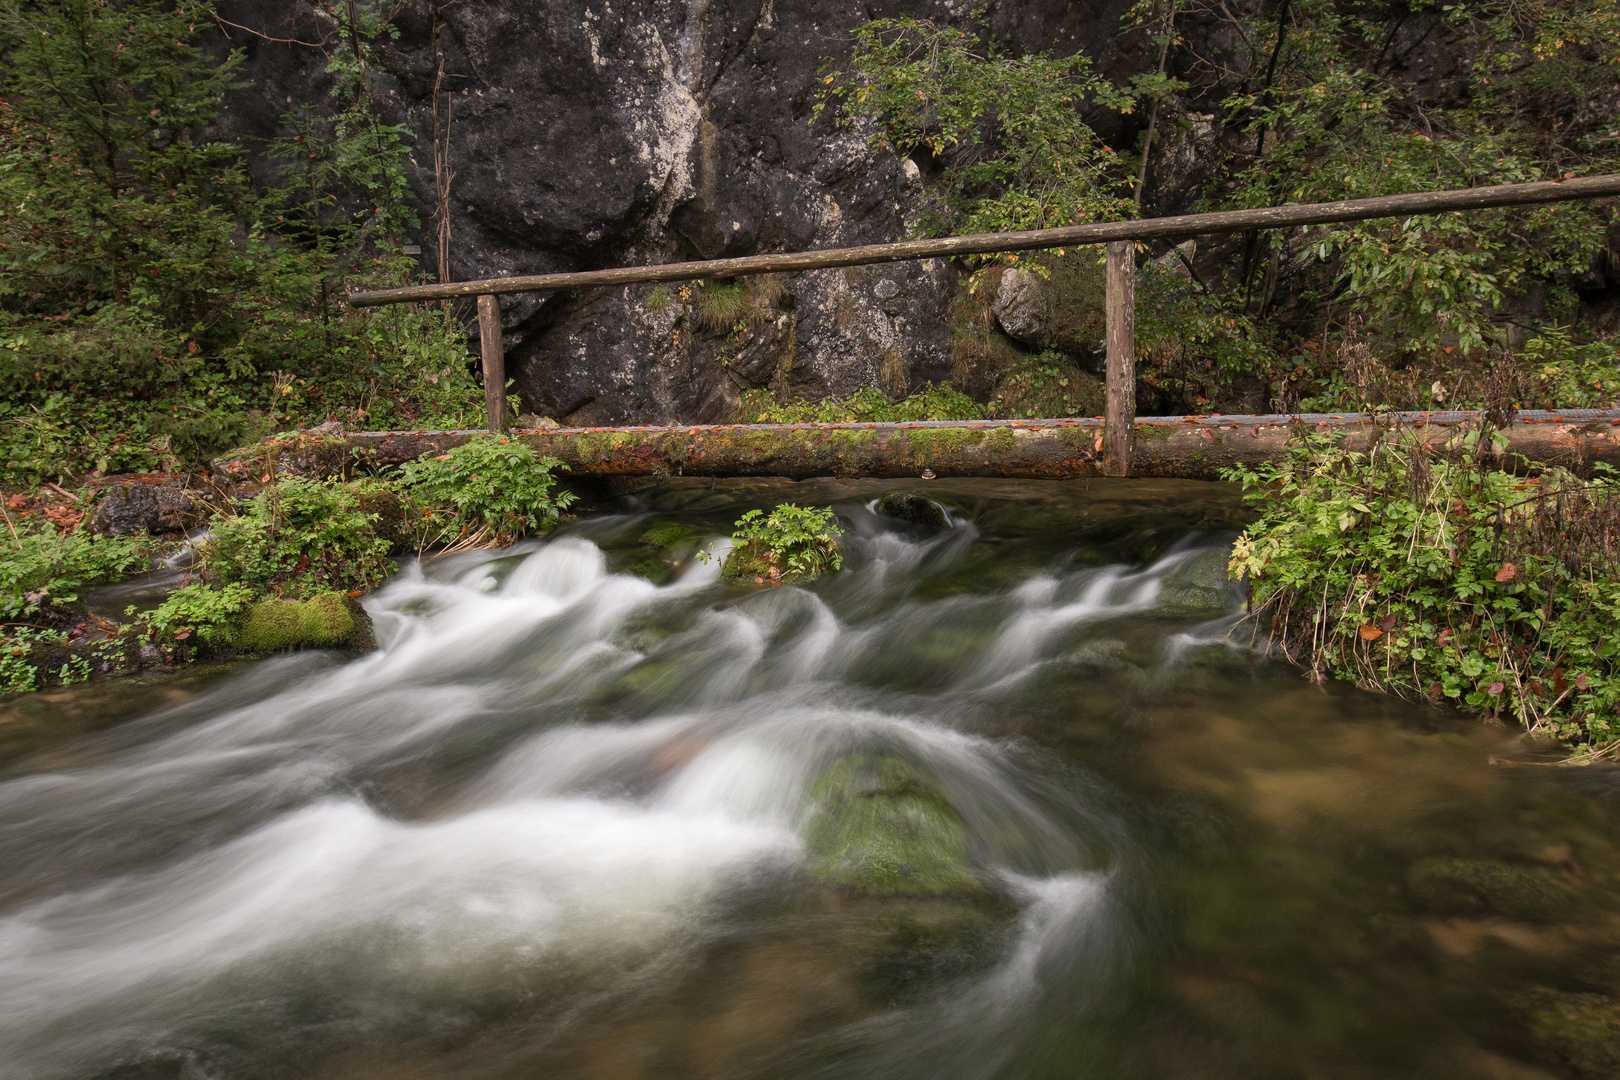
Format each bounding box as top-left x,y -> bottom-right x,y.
0,526 -> 149,620
1227,431 -> 1620,746
133,582 -> 255,645
740,384 -> 983,424
690,277 -> 785,333
1521,327 -> 1620,409
0,0 -> 484,477
715,505 -> 844,582
201,478 -> 392,599
821,16 -> 1136,236
1213,0 -> 1615,354
396,435 -> 576,544
985,351 -> 1105,419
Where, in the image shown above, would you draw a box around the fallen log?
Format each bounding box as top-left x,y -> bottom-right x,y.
337,409 -> 1620,481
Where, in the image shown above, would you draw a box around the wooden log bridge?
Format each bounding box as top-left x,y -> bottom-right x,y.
347,174 -> 1620,474
340,409 -> 1620,482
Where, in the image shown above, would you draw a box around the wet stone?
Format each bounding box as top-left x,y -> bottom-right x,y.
1407,858 -> 1572,921
804,755 -> 984,898
876,493 -> 948,533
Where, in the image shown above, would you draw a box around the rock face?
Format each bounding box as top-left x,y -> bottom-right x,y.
207,0 -> 1148,424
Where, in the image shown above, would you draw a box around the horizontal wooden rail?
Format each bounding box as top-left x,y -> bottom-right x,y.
316,409 -> 1620,482
348,174 -> 1620,307
347,173 -> 1620,447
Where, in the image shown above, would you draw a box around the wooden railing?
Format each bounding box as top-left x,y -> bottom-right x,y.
347,174 -> 1620,475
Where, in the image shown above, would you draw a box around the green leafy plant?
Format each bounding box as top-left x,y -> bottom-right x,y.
1227,428 -> 1620,747
397,435 -> 576,545
131,582 -> 256,647
820,16 -> 1137,236
200,477 -> 393,598
0,526 -> 150,621
985,352 -> 1106,419
711,505 -> 844,583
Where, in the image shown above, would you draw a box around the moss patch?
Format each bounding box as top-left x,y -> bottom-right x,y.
804,755 -> 984,897
235,592 -> 372,652
1406,857 -> 1570,920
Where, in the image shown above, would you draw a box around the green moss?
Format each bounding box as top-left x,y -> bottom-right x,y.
905,427 -> 983,459
803,755 -> 984,897
1406,857 -> 1570,920
1516,989 -> 1620,1076
234,592 -> 371,652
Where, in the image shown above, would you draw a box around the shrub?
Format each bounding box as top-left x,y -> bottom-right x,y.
715,505 -> 844,583
984,352 -> 1106,419
396,435 -> 576,544
1227,428 -> 1620,749
200,478 -> 393,598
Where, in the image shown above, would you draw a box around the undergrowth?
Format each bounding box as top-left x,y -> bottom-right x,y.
709,505 -> 844,583
1228,428 -> 1620,751
740,384 -> 982,424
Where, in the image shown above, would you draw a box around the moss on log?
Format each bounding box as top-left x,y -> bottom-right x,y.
341,409 -> 1620,481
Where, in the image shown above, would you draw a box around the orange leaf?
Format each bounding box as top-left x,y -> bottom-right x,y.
1358,625 -> 1383,641
1495,563 -> 1517,583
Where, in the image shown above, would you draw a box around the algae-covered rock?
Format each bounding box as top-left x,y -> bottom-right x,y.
235,592 -> 373,652
1515,988 -> 1620,1077
877,493 -> 948,533
1407,857 -> 1570,920
1157,548 -> 1234,614
804,755 -> 984,897
623,521 -> 703,584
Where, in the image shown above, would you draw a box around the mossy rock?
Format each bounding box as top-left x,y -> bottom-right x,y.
234,592 -> 373,652
1515,988 -> 1620,1077
1406,857 -> 1570,920
876,493 -> 948,532
804,755 -> 984,898
350,483 -> 412,551
721,539 -> 831,584
1157,548 -> 1234,615
639,520 -> 703,550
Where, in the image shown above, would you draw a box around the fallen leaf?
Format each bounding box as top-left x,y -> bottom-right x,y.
1488,681 -> 1504,696
1438,628 -> 1453,646
1380,612 -> 1397,632
174,628 -> 192,641
1495,563 -> 1517,583
1577,673 -> 1589,690
1358,625 -> 1384,641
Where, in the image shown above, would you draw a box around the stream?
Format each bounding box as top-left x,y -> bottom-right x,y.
3,477 -> 1619,1080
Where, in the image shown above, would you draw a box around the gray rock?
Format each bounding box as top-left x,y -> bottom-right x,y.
91,481 -> 198,537
992,267 -> 1052,347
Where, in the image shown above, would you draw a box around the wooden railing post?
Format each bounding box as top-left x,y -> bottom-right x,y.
1104,240 -> 1136,477
477,293 -> 507,433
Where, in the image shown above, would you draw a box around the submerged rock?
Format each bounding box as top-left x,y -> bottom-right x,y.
235,593 -> 373,653
876,493 -> 948,533
804,755 -> 983,897
1407,857 -> 1570,920
1515,988 -> 1620,1077
1157,548 -> 1235,614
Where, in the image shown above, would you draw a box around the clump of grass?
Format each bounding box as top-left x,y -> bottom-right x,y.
692,276 -> 787,332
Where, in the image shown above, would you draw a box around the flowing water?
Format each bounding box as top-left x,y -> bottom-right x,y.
4,477 -> 1620,1080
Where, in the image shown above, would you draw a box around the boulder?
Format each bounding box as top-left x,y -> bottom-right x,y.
992,267 -> 1052,347
91,477 -> 199,537
876,493 -> 948,532
804,755 -> 984,897
1157,548 -> 1236,615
